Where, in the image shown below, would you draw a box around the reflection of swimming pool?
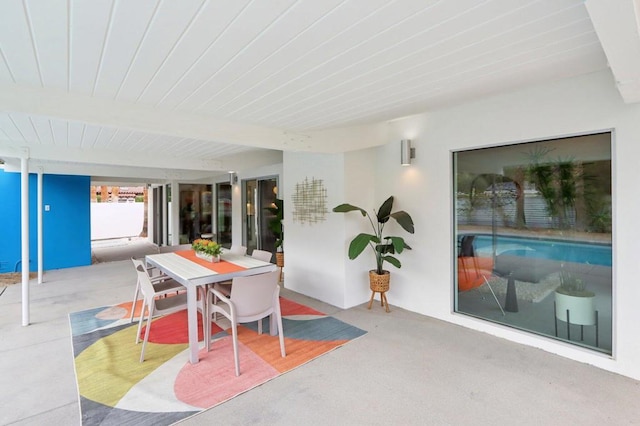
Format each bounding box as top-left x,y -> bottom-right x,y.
471,235 -> 612,267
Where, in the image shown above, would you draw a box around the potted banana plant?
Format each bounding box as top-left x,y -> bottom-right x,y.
266,198 -> 284,280
333,196 -> 414,311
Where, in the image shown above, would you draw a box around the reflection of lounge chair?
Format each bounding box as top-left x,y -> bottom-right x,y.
458,236 -> 505,316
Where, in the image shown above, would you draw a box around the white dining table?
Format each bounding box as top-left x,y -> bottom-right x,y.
145,251 -> 277,364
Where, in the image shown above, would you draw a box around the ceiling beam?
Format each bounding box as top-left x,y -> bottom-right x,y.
586,0 -> 640,103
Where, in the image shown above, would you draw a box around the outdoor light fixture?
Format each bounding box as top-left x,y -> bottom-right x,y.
229,171 -> 238,185
401,139 -> 415,166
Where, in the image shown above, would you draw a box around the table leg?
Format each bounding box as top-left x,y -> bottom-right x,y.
504,275 -> 519,313
187,287 -> 199,364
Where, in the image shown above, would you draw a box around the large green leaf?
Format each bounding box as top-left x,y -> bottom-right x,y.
390,211 -> 414,234
383,255 -> 401,269
388,236 -> 408,254
377,196 -> 394,223
348,233 -> 376,259
333,204 -> 367,216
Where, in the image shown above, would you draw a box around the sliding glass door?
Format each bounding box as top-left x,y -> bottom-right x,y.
216,182 -> 232,248
243,177 -> 278,257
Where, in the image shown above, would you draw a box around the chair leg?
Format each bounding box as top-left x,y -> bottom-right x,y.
129,282 -> 140,323
136,298 -> 147,344
231,323 -> 240,376
205,291 -> 212,352
140,304 -> 155,363
482,276 -> 505,316
275,305 -> 286,357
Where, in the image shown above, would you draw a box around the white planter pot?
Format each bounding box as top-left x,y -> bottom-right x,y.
195,251 -> 220,263
554,291 -> 596,325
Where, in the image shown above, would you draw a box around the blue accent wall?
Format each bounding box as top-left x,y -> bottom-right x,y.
0,169 -> 91,272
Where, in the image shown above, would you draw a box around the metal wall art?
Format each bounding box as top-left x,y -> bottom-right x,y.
292,177 -> 327,224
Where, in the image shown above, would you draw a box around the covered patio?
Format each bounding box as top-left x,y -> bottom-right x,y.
1,255 -> 639,424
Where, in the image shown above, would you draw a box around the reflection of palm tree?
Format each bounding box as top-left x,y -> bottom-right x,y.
527,147 -> 581,229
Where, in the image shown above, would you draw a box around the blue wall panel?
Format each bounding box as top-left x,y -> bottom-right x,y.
0,169 -> 22,272
0,169 -> 91,272
43,174 -> 92,269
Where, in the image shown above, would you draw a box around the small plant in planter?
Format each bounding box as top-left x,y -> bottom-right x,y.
192,239 -> 223,262
554,263 -> 598,345
556,267 -> 594,297
265,198 -> 284,252
333,196 -> 414,311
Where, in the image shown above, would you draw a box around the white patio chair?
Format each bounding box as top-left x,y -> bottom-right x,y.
250,249 -> 272,262
229,245 -> 247,255
211,247 -> 271,319
135,263 -> 189,362
129,258 -> 184,324
206,270 -> 285,376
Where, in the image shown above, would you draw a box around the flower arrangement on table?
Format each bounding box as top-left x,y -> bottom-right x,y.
192,239 -> 223,262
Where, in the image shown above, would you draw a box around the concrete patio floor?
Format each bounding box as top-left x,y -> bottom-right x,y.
1,247 -> 639,425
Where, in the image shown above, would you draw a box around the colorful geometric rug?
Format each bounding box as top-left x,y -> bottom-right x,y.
70,297 -> 366,425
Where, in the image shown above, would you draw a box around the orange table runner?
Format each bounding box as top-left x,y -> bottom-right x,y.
175,250 -> 246,274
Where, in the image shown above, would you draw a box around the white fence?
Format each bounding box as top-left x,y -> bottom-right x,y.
91,202 -> 144,240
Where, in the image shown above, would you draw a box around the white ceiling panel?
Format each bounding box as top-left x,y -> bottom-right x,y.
0,0 -> 42,85
92,0 -> 160,98
157,0 -> 299,110
0,0 -> 638,180
114,0 -> 206,102
80,124 -> 103,149
136,0 -> 252,105
183,0 -> 347,112
67,121 -> 85,149
26,0 -> 68,89
199,0 -> 392,112
69,0 -> 113,94
0,113 -> 25,141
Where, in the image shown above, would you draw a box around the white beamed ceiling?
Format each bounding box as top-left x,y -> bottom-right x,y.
0,0 -> 638,180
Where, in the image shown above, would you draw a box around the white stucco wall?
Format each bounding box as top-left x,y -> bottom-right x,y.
90,202 -> 144,240
283,69 -> 640,380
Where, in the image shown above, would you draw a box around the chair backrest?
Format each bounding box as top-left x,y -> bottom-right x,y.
230,270 -> 280,319
229,245 -> 247,255
251,249 -> 272,262
158,243 -> 192,253
132,260 -> 156,299
459,235 -> 476,258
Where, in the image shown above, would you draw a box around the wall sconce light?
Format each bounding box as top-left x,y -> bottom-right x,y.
401,139 -> 415,166
229,171 -> 238,185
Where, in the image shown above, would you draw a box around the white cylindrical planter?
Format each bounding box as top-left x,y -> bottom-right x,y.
555,291 -> 596,325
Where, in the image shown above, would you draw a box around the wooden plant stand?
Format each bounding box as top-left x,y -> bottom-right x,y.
368,270 -> 391,313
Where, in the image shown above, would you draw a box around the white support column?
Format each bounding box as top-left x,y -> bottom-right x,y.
171,181 -> 180,245
162,183 -> 168,245
37,169 -> 43,284
20,156 -> 29,326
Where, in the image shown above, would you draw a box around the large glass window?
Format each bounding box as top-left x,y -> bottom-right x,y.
454,133 -> 612,354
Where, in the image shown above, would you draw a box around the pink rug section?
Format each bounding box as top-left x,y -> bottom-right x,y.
174,338 -> 279,408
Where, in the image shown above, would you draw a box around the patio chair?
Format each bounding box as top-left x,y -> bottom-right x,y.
129,257 -> 184,324
213,247 -> 272,309
457,236 -> 505,316
206,270 -> 285,376
250,249 -> 272,262
134,263 -> 189,362
229,245 -> 247,255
